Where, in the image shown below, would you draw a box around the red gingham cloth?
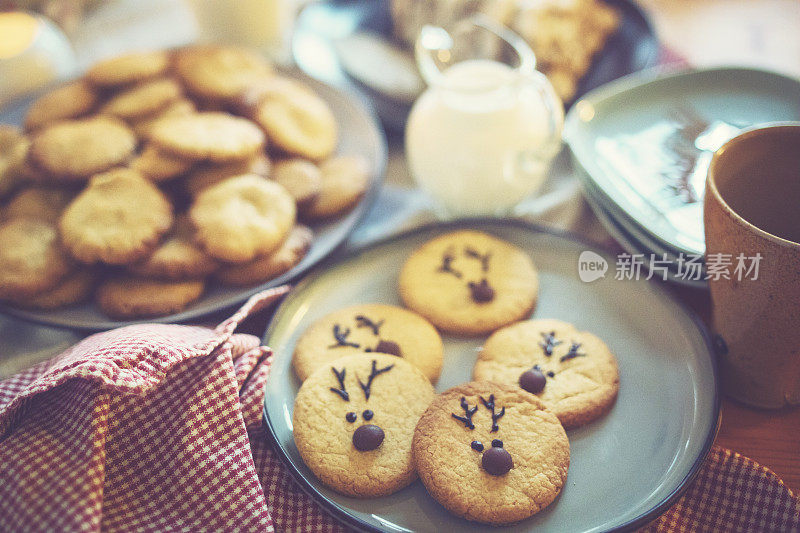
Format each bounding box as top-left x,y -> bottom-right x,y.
0,288 -> 797,532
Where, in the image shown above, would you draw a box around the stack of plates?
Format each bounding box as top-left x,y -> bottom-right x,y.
564,66 -> 800,288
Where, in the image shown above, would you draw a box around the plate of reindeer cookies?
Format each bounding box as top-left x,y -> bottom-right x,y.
262,219 -> 719,532
0,46 -> 386,330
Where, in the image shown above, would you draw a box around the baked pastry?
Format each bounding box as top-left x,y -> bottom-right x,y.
292,303 -> 444,383
413,381 -> 570,524
399,231 -> 538,335
474,318 -> 620,428
293,353 -> 435,497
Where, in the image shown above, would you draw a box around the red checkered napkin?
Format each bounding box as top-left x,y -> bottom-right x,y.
1,285 -> 797,533
0,286 -> 344,533
643,447 -> 800,533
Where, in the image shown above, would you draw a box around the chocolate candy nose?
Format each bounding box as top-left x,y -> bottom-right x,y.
482,446 -> 513,476
519,367 -> 547,394
469,279 -> 495,303
352,424 -> 384,451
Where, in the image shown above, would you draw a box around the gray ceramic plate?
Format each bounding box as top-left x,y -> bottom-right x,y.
0,70 -> 386,331
262,220 -> 719,533
580,177 -> 708,289
564,66 -> 800,257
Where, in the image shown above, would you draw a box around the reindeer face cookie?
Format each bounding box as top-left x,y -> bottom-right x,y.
293,353 -> 435,497
413,381 -> 570,525
399,231 -> 539,336
292,304 -> 443,383
474,319 -> 620,429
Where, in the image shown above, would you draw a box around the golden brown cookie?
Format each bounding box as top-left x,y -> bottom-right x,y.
250,80 -> 337,160
2,186 -> 74,223
0,126 -> 29,197
96,275 -> 205,319
150,112 -> 265,163
473,319 -> 620,428
130,98 -> 197,139
190,174 -> 295,263
293,353 -> 435,497
129,215 -> 218,280
175,45 -> 273,102
0,219 -> 72,299
184,154 -> 270,198
271,158 -> 321,211
5,269 -> 94,310
130,144 -> 194,182
216,224 -> 311,286
413,381 -> 570,525
24,80 -> 98,131
292,303 -> 444,383
29,117 -> 137,180
303,155 -> 369,220
86,50 -> 170,87
59,168 -> 173,264
100,78 -> 183,120
399,231 -> 539,336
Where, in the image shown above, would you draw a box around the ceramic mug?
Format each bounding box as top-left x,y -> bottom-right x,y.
704,123 -> 800,408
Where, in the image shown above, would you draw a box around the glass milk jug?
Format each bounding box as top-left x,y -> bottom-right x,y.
406,16 -> 564,217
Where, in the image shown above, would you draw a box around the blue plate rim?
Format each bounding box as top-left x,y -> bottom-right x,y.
261,217 -> 721,533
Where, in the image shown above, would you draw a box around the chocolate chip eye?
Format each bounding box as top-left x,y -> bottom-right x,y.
345,412 -> 357,423
492,439 -> 503,448
471,440 -> 484,452
362,409 -> 374,421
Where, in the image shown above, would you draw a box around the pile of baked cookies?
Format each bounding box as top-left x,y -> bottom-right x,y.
291,230 -> 620,525
0,46 -> 370,319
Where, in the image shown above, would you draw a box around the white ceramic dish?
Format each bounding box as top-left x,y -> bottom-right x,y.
565,66 -> 800,257
262,220 -> 719,532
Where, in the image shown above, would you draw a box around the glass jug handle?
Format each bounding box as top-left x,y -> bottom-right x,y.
525,70 -> 565,157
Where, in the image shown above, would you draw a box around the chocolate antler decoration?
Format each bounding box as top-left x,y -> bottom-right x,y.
479,395 -> 505,433
464,247 -> 491,272
438,247 -> 463,279
560,342 -> 586,362
329,367 -> 349,401
539,331 -> 562,356
451,397 -> 478,429
329,324 -> 360,349
355,315 -> 384,336
357,359 -> 394,400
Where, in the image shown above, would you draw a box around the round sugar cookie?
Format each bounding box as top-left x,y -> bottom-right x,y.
293,353 -> 435,497
413,381 -> 570,525
473,319 -> 620,428
96,276 -> 205,319
216,224 -> 312,286
175,45 -> 273,102
129,215 -> 218,280
0,219 -> 72,299
303,155 -> 368,220
100,78 -> 182,120
29,117 -> 137,180
59,168 -> 173,265
292,303 -> 443,383
189,174 -> 295,263
150,112 -> 265,163
24,81 -> 98,131
5,269 -> 94,310
399,231 -> 538,336
86,50 -> 170,87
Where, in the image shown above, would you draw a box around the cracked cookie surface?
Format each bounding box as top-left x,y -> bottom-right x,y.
399,231 -> 539,336
474,319 -> 620,428
292,303 -> 443,383
413,381 -> 570,525
293,353 -> 435,497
